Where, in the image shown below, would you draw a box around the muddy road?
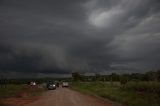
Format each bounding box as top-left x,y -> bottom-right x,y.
25,87 -> 115,106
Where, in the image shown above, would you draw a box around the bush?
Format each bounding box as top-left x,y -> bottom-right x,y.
122,81 -> 160,93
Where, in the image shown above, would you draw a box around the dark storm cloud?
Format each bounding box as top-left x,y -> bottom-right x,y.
0,0 -> 160,77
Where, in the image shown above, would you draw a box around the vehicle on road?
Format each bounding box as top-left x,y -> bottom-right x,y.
62,82 -> 69,87
47,81 -> 56,90
29,81 -> 37,86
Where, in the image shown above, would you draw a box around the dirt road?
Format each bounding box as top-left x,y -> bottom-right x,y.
25,87 -> 114,106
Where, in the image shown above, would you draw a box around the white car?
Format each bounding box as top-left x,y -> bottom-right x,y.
30,81 -> 36,86
62,82 -> 69,87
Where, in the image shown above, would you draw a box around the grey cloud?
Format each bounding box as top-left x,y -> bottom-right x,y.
0,0 -> 160,77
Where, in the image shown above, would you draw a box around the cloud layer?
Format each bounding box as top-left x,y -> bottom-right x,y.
0,0 -> 160,77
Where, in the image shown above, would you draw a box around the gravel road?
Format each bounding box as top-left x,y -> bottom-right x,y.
25,87 -> 114,106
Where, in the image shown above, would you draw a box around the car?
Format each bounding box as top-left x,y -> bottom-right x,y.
62,82 -> 69,87
29,81 -> 37,86
46,81 -> 56,90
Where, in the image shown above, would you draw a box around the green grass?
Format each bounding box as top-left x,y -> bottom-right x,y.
0,84 -> 25,98
0,84 -> 46,98
27,87 -> 46,97
123,81 -> 160,93
71,82 -> 160,106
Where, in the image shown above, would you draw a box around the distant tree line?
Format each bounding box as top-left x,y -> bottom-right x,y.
1,70 -> 160,86
0,77 -> 72,86
72,70 -> 160,84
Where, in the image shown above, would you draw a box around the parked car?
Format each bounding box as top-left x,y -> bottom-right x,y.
62,82 -> 69,87
47,81 -> 56,90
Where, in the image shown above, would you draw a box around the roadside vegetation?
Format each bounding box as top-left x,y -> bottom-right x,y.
0,84 -> 25,98
71,70 -> 160,106
71,81 -> 160,106
0,77 -> 70,99
0,78 -> 47,106
0,84 -> 45,98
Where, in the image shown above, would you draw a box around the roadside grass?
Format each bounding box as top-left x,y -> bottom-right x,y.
27,87 -> 46,97
0,84 -> 46,98
71,82 -> 160,106
0,84 -> 26,98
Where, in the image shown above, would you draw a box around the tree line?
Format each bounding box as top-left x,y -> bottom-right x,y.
72,70 -> 160,83
0,70 -> 160,86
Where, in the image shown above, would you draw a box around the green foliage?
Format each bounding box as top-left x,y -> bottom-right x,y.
123,81 -> 160,94
0,84 -> 46,98
71,82 -> 160,106
110,73 -> 120,81
72,72 -> 90,82
72,72 -> 81,81
71,70 -> 160,82
157,70 -> 160,81
120,75 -> 129,85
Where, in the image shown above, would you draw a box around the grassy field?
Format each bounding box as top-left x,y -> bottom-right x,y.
71,81 -> 160,106
0,84 -> 26,98
0,84 -> 45,98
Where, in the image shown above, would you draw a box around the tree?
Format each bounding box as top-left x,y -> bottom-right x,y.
72,72 -> 81,81
156,70 -> 160,81
120,74 -> 129,85
110,73 -> 120,81
144,71 -> 157,81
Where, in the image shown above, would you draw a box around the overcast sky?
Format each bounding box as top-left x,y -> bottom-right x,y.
0,0 -> 160,78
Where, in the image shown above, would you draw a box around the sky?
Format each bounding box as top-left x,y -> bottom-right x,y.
0,0 -> 160,78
